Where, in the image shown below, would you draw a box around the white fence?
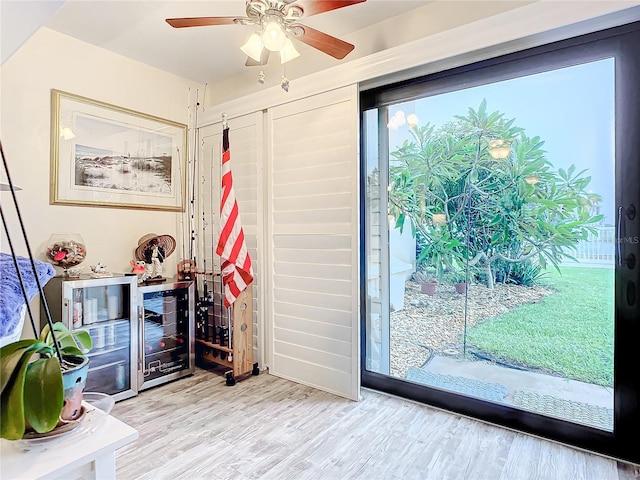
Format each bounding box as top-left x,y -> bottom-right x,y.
565,226 -> 615,266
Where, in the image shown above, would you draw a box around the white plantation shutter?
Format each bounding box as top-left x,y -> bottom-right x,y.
266,85 -> 360,400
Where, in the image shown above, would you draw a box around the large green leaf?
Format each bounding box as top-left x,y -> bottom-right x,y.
0,345 -> 38,440
60,346 -> 84,356
39,323 -> 56,343
24,357 -> 63,433
0,340 -> 38,393
39,322 -> 93,352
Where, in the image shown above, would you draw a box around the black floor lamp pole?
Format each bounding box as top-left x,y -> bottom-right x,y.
0,140 -> 62,361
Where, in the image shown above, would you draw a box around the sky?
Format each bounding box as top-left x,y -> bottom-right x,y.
387,58 -> 616,225
75,114 -> 173,159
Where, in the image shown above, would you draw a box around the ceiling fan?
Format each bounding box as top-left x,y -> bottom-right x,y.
166,0 -> 367,66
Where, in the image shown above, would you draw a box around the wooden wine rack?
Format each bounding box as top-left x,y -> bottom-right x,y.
196,283 -> 257,384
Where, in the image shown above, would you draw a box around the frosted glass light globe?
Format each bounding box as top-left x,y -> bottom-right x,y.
280,38 -> 300,64
241,33 -> 263,62
262,19 -> 286,51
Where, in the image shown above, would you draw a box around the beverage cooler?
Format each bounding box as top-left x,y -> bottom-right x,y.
42,275 -> 138,401
138,280 -> 195,391
42,276 -> 195,401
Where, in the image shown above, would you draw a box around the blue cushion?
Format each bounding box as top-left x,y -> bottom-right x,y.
0,252 -> 55,338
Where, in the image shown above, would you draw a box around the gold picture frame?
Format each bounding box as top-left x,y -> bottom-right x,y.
50,89 -> 187,212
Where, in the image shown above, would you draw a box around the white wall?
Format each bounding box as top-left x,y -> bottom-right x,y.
0,27 -> 200,331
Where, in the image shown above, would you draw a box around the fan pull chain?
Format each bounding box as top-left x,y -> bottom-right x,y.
281,63 -> 289,92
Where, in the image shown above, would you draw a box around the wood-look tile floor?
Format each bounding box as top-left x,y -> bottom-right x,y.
112,368 -> 639,480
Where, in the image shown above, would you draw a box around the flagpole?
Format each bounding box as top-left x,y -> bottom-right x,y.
181,87 -> 191,264
221,113 -> 232,360
200,162 -> 209,342
218,113 -> 225,354
210,124 -> 218,346
190,89 -> 199,270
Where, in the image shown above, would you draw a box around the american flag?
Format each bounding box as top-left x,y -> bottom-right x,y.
216,126 -> 254,308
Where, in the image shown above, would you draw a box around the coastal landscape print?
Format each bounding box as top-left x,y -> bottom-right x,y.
73,114 -> 174,196
52,89 -> 186,211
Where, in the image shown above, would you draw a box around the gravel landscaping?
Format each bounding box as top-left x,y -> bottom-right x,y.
390,280 -> 554,377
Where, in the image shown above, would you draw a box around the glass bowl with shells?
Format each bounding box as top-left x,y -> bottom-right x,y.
45,234 -> 87,277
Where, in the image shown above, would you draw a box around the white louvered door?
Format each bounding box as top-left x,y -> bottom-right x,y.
266,85 -> 360,400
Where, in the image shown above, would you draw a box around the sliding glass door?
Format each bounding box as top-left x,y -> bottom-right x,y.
361,22 -> 640,464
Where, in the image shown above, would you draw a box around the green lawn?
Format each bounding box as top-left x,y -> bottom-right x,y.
465,266 -> 614,387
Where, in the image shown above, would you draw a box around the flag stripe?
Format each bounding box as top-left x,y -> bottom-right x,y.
216,127 -> 253,308
218,201 -> 239,250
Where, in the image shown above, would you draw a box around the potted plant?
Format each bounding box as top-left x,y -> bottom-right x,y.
0,322 -> 92,440
447,269 -> 468,294
414,270 -> 437,296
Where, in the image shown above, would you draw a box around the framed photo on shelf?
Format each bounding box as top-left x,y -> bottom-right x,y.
50,89 -> 187,212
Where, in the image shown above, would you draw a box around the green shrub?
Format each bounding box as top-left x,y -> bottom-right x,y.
389,99 -> 602,288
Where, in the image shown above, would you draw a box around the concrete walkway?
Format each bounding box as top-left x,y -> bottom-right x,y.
423,355 -> 614,410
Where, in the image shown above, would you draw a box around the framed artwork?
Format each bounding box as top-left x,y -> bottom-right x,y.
50,89 -> 187,212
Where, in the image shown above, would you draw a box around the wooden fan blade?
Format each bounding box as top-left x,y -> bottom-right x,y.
245,50 -> 271,67
166,17 -> 239,28
289,0 -> 366,18
292,24 -> 355,60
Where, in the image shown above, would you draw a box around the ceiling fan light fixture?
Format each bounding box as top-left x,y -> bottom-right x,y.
262,15 -> 286,51
166,0 -> 363,71
279,38 -> 300,64
241,32 -> 264,62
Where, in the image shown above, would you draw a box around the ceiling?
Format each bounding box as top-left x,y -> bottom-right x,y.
5,0 -> 432,85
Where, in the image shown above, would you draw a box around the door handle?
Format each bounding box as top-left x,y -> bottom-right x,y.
618,204 -> 637,267
624,253 -> 636,269
138,305 -> 144,376
625,203 -> 636,221
618,205 -> 638,309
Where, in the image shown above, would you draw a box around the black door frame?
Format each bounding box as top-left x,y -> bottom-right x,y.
360,21 -> 640,465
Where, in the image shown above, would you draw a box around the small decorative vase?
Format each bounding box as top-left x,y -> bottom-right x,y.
45,233 -> 87,277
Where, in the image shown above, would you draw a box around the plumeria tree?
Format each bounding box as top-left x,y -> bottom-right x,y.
389,100 -> 602,288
